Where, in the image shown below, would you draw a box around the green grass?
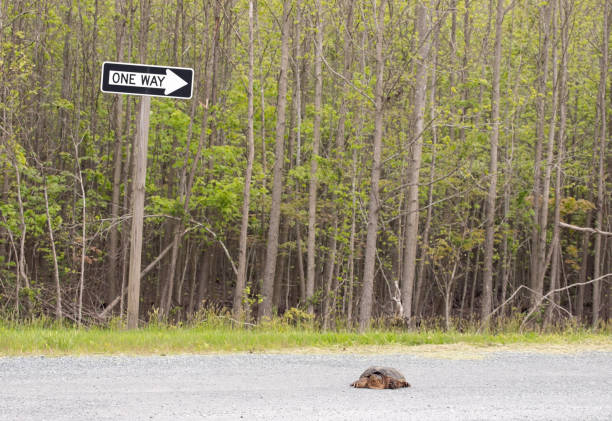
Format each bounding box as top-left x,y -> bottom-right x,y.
1,321 -> 610,356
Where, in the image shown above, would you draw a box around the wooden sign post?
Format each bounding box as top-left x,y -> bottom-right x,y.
101,62 -> 193,328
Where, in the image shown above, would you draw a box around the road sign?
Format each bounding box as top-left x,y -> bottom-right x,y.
100,61 -> 193,99
100,61 -> 194,328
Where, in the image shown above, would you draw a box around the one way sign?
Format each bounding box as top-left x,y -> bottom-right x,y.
100,62 -> 193,99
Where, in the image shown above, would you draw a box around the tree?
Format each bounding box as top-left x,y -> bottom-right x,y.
401,0 -> 431,323
593,0 -> 609,327
259,0 -> 292,320
481,0 -> 506,323
530,0 -> 555,306
306,0 -> 323,314
233,0 -> 256,319
0,0 -> 609,330
107,0 -> 127,307
358,0 -> 385,332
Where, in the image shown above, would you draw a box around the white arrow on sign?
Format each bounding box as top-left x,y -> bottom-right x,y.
108,68 -> 188,95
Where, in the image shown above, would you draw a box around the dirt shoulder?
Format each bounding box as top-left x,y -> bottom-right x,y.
267,340 -> 612,359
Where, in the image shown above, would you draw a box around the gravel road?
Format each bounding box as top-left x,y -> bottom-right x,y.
1,351 -> 611,420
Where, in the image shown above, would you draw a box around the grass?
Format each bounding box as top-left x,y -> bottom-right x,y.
1,317 -> 610,356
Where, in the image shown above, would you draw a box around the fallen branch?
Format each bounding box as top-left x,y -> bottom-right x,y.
140,226 -> 197,279
217,315 -> 257,327
197,224 -> 238,277
559,221 -> 612,236
98,294 -> 121,319
157,214 -> 239,277
479,273 -> 612,332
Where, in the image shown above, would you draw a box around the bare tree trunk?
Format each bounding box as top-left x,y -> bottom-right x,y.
197,250 -> 211,310
273,223 -> 289,310
119,0 -> 136,318
187,253 -> 199,316
323,0 -> 353,328
108,0 -> 127,306
358,0 -> 385,332
415,5 -> 439,321
322,219 -> 337,329
347,130 -> 358,325
537,1 -> 559,302
530,1 -> 553,305
577,137 -> 596,321
10,156 -> 29,318
233,0 -> 255,319
469,242 -> 481,317
593,0 -> 609,327
74,138 -> 87,327
460,0 -> 472,144
444,258 -> 460,331
401,1 -> 430,322
296,227 -> 306,302
293,0 -> 306,305
258,0 -> 291,320
576,216 -> 591,321
256,0 -> 267,213
481,0 -> 505,324
347,4 -> 366,325
43,182 -> 62,321
449,0 -> 457,143
306,0 -> 323,314
545,0 -> 568,326
460,250 -> 472,318
499,4 -> 520,313
59,0 -> 73,151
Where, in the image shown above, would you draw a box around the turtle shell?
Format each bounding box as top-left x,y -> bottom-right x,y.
351,366 -> 410,389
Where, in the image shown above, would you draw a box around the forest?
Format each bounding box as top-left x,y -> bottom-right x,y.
0,0 -> 610,331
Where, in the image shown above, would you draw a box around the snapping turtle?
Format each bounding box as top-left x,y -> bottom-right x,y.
350,366 -> 411,389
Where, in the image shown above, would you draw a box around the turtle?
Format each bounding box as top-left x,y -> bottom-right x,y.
350,366 -> 411,389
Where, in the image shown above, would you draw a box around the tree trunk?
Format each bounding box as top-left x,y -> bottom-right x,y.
545,0 -> 568,326
322,220 -> 337,329
401,1 -> 429,322
74,138 -> 87,327
593,0 -> 609,327
196,249 -> 212,310
292,0 -> 306,305
347,2 -> 366,325
358,0 -> 385,332
233,0 -> 255,319
324,0 -> 353,327
258,0 -> 291,320
43,181 -> 62,321
108,0 -> 127,306
415,5 -> 440,321
296,226 -> 306,302
530,1 -> 553,305
306,0 -> 323,314
481,0 -> 505,324
119,0 -> 136,318
537,0 -> 559,301
273,222 -> 288,311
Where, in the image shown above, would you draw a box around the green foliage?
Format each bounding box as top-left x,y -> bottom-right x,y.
0,0 -> 609,329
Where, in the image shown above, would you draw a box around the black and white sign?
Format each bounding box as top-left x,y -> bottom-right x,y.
100,61 -> 193,99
